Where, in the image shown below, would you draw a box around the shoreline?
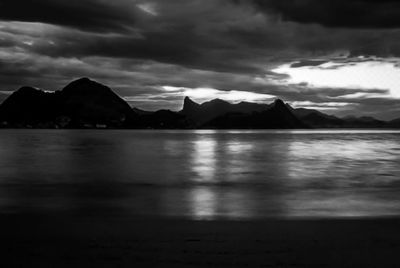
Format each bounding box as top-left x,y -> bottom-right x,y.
2,214 -> 400,267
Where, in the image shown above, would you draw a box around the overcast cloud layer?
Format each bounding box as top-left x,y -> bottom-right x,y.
1,0 -> 400,119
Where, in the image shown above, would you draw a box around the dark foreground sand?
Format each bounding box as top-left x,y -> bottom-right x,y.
1,214 -> 400,267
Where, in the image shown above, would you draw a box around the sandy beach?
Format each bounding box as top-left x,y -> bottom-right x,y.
1,214 -> 399,267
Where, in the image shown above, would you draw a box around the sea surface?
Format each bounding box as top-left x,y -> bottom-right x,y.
1,129 -> 400,220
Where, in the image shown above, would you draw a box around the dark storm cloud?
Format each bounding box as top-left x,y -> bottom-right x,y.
2,0 -> 400,70
252,0 -> 400,28
0,0 -> 400,119
0,1 -> 283,74
0,0 -> 139,33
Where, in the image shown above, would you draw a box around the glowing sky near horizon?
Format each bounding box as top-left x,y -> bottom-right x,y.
273,59 -> 400,99
162,86 -> 276,104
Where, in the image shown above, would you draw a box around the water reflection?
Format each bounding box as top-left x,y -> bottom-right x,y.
188,187 -> 217,220
191,138 -> 217,183
224,140 -> 259,183
186,187 -> 258,220
226,141 -> 254,154
286,138 -> 400,187
0,130 -> 400,219
284,189 -> 400,218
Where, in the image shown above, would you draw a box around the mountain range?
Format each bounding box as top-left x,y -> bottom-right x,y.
0,78 -> 399,129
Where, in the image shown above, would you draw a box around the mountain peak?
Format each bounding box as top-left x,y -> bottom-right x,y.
211,98 -> 223,102
184,96 -> 197,104
65,77 -> 93,87
273,99 -> 286,109
62,77 -> 111,95
201,98 -> 231,108
75,77 -> 91,83
66,77 -> 95,86
15,86 -> 42,94
208,98 -> 227,104
182,96 -> 200,112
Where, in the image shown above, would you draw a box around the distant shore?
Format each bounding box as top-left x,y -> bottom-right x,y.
1,127 -> 400,130
1,214 -> 400,267
1,78 -> 399,130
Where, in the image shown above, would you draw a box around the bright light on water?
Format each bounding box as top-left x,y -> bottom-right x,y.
191,138 -> 217,183
1,129 -> 400,219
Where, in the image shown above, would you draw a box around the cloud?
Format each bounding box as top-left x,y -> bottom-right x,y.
159,85 -> 276,104
251,0 -> 400,28
290,101 -> 357,111
2,0 -> 400,71
0,0 -> 141,33
290,60 -> 329,68
273,58 -> 400,98
0,0 -> 400,119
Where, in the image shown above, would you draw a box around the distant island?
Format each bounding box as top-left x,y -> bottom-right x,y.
0,77 -> 399,129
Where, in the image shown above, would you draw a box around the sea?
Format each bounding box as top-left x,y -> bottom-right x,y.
1,129 -> 400,220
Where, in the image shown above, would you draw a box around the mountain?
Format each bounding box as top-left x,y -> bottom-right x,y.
203,99 -> 306,129
0,78 -> 138,128
341,116 -> 388,128
132,107 -> 153,115
389,118 -> 400,128
59,78 -> 138,127
181,96 -> 201,118
0,77 -> 398,129
180,97 -> 271,126
292,108 -> 390,128
0,87 -> 59,127
138,110 -> 190,129
292,108 -> 345,128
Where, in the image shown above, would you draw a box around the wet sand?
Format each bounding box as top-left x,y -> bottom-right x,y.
1,214 -> 400,267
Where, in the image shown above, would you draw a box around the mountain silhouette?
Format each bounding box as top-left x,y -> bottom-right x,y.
341,116 -> 387,128
138,110 -> 190,129
203,99 -> 306,129
0,87 -> 59,127
132,107 -> 152,115
59,78 -> 138,127
389,118 -> 400,128
291,108 -> 389,128
292,108 -> 345,128
180,96 -> 271,126
0,78 -> 138,128
0,78 -> 398,129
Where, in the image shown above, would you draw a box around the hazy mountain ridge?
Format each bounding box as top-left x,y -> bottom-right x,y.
202,99 -> 306,129
0,78 -> 398,129
389,118 -> 400,128
292,108 -> 390,128
180,96 -> 271,127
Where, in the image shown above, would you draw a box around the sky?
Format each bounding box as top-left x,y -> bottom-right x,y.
1,0 -> 400,119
